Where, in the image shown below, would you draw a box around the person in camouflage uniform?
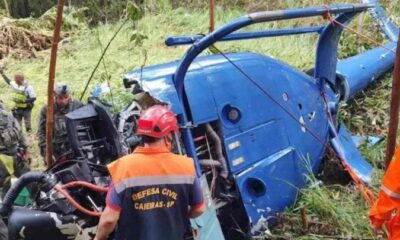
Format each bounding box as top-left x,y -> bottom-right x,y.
38,83 -> 83,163
0,102 -> 31,198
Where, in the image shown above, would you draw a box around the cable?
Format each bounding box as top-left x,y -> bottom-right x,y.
321,89 -> 375,205
211,44 -> 376,205
61,181 -> 109,193
54,185 -> 102,217
320,6 -> 383,205
211,46 -> 327,146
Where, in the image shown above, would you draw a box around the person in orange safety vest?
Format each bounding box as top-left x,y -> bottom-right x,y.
95,105 -> 205,240
370,145 -> 400,239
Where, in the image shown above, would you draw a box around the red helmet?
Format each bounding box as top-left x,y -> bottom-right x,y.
136,105 -> 179,138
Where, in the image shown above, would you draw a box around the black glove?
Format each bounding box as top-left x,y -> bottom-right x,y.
25,98 -> 36,104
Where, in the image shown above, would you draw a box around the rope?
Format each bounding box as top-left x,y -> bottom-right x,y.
318,4 -> 400,205
210,46 -> 327,146
322,5 -> 396,54
321,89 -> 375,206
211,44 -> 376,205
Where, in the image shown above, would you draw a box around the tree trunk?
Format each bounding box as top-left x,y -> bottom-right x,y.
8,0 -> 56,18
2,0 -> 9,16
23,0 -> 31,17
171,0 -> 179,9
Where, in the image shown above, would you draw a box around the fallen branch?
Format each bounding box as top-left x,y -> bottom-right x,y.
300,207 -> 309,234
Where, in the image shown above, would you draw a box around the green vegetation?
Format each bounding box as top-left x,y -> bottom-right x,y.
0,0 -> 398,239
273,157 -> 384,239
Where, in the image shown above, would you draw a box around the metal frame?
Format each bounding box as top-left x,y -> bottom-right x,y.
170,4 -> 373,175
165,26 -> 324,46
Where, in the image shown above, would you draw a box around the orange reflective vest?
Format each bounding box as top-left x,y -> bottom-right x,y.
370,145 -> 400,239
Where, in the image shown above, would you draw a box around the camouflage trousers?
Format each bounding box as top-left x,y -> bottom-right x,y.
12,107 -> 32,133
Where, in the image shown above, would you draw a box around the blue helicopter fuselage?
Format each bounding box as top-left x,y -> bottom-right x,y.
126,52 -> 329,228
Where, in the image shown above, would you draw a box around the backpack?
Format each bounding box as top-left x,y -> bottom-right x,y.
0,109 -> 20,150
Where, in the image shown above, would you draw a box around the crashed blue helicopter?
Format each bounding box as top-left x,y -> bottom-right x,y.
0,1 -> 398,239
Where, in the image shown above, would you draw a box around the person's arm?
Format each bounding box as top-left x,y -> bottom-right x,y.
369,146 -> 400,231
25,98 -> 36,103
15,120 -> 27,150
25,85 -> 36,104
95,206 -> 120,240
9,113 -> 29,161
0,68 -> 11,85
15,119 -> 31,163
8,113 -> 27,149
95,184 -> 122,240
37,106 -> 47,156
188,176 -> 205,218
73,99 -> 84,109
189,202 -> 205,218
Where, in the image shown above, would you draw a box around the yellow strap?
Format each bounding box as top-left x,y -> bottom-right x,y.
12,93 -> 27,99
12,92 -> 28,108
12,93 -> 27,101
14,102 -> 27,108
0,154 -> 14,175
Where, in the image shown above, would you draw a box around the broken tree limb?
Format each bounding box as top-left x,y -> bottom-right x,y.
300,207 -> 309,234
46,0 -> 64,167
385,30 -> 400,170
209,0 -> 215,33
